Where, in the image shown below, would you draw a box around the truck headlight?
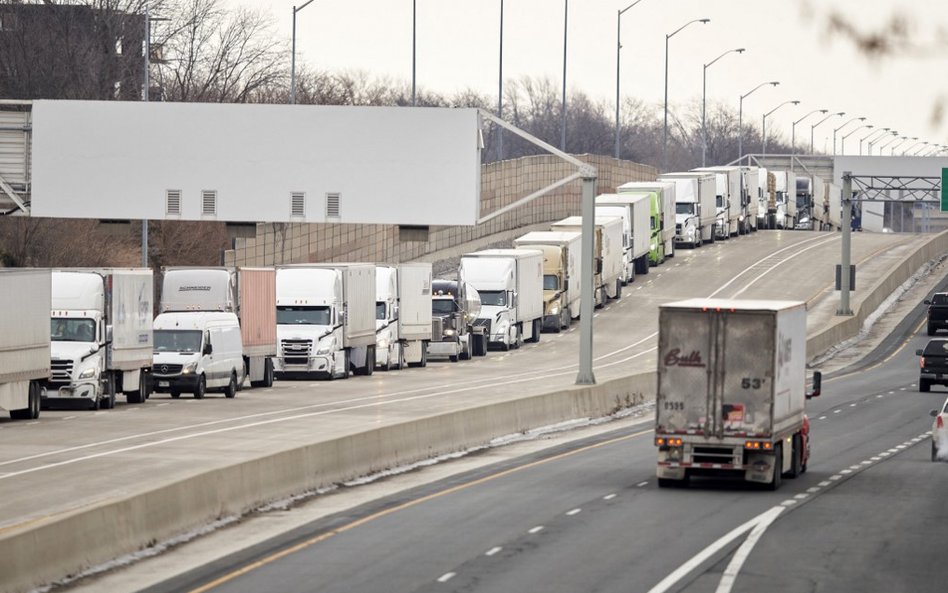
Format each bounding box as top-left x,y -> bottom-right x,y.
182,361 -> 198,374
650,243 -> 657,251
443,328 -> 456,338
549,301 -> 560,316
78,367 -> 96,380
378,337 -> 390,349
496,320 -> 510,334
316,340 -> 334,355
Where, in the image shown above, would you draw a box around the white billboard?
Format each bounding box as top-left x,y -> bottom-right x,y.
30,100 -> 481,225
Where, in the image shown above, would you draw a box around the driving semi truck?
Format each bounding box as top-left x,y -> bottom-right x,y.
617,181 -> 676,259
0,269 -> 50,419
654,299 -> 821,489
375,263 -> 433,370
512,230 -> 582,331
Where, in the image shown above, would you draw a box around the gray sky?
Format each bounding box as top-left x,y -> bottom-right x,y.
235,0 -> 948,154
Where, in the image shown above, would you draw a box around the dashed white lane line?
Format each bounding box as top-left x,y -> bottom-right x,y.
877,394 -> 884,399
806,487 -> 821,494
887,448 -> 899,453
566,508 -> 582,516
156,402 -> 170,407
818,481 -> 832,487
437,572 -> 456,583
841,469 -> 853,474
781,499 -> 798,506
833,410 -> 842,414
888,391 -> 895,394
899,387 -> 907,391
61,416 -> 77,421
485,547 -> 502,557
528,526 -> 544,534
818,416 -> 827,420
829,474 -> 843,481
849,403 -> 857,407
604,493 -> 617,500
871,456 -> 882,461
637,481 -> 649,487
861,460 -> 873,465
593,313 -> 600,318
793,493 -> 809,500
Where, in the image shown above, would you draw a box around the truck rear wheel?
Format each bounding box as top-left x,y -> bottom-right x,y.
10,382 -> 40,420
920,379 -> 931,392
127,372 -> 146,404
767,444 -> 783,491
528,319 -> 542,343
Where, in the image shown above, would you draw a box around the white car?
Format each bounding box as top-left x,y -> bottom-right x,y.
930,395 -> 948,462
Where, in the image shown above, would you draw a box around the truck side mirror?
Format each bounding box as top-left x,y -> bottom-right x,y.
563,280 -> 568,292
105,325 -> 113,344
595,259 -> 603,275
916,349 -> 924,356
924,300 -> 932,305
806,371 -> 821,399
931,410 -> 939,418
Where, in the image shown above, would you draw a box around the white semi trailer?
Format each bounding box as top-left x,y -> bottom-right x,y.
375,263 -> 433,370
0,269 -> 50,420
658,173 -> 716,247
275,264 -> 376,379
595,193 -> 651,279
695,166 -> 743,238
460,249 -> 544,350
550,215 -> 625,303
654,299 -> 821,489
47,269 -> 154,409
617,181 -> 677,259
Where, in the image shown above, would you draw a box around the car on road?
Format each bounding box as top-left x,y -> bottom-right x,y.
930,396 -> 948,461
924,292 -> 948,336
917,338 -> 948,392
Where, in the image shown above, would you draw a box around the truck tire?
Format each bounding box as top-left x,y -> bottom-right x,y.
10,382 -> 40,420
193,375 -> 206,399
126,372 -> 146,404
364,346 -> 375,376
102,376 -> 116,409
920,379 -> 931,392
170,390 -> 181,399
767,444 -> 783,491
528,319 -> 542,343
224,372 -> 238,399
560,309 -> 570,331
251,358 -> 275,388
932,441 -> 939,462
460,335 -> 472,360
614,279 -> 622,300
928,324 -> 936,336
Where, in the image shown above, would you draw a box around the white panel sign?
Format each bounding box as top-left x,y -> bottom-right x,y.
30,100 -> 481,225
832,156 -> 948,187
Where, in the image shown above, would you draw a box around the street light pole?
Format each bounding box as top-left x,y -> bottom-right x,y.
561,0 -> 568,151
663,17 -> 709,171
701,47 -> 745,166
875,131 -> 900,154
860,127 -> 889,155
901,138 -> 921,156
615,0 -> 647,160
890,136 -> 910,156
497,0 -> 504,161
810,111 -> 844,154
832,116 -> 866,155
790,108 -> 824,158
760,99 -> 799,155
290,0 -> 316,105
737,81 -> 778,162
412,0 -> 417,106
869,130 -> 897,156
841,123 -> 872,155
911,141 -> 929,156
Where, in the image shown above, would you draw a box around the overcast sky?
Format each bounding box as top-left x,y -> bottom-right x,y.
233,0 -> 947,154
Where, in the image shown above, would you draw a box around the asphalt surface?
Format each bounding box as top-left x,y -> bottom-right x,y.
145,276 -> 948,593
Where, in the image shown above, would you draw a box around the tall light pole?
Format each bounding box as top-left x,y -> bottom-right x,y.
738,81 -> 778,162
832,116 -> 865,155
869,130 -> 897,155
663,17 -> 710,170
290,0 -> 316,105
860,127 -> 889,155
701,47 -> 745,166
791,108 -> 825,155
841,123 -> 872,155
615,0 -> 648,159
890,136 -> 911,156
901,138 -> 922,156
412,0 -> 417,105
497,0 -> 504,160
561,0 -> 568,151
761,99 -> 799,155
911,141 -> 929,156
810,111 -> 843,154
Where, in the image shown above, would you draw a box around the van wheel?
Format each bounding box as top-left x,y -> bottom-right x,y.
170,390 -> 181,399
224,372 -> 238,399
194,375 -> 206,399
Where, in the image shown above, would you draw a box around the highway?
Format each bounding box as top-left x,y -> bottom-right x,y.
140,280 -> 947,593
0,230 -> 940,593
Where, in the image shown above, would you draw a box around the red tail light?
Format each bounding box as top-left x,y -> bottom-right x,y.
938,416 -> 944,429
921,356 -> 926,369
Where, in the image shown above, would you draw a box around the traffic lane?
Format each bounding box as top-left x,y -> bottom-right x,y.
0,232 -> 919,530
722,440 -> 948,593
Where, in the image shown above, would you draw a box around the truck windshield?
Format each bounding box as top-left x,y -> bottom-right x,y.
432,298 -> 457,315
543,275 -> 559,291
154,330 -> 202,353
479,290 -> 507,306
376,302 -> 387,321
676,203 -> 694,215
50,318 -> 96,342
277,306 -> 331,325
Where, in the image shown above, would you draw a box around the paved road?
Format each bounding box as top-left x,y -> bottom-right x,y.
0,231 -> 928,537
150,282 -> 948,593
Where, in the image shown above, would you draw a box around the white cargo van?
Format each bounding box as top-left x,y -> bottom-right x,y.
153,312 -> 245,399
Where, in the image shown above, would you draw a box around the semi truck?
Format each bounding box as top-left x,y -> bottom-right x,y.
0,269 -> 50,419
654,299 -> 822,489
375,263 -> 433,370
617,181 -> 677,259
428,279 -> 487,361
694,166 -> 742,238
153,267 -> 276,397
46,269 -> 154,409
770,170 -> 797,229
512,230 -> 582,332
551,215 -> 624,304
460,249 -> 544,350
595,192 -> 653,275
274,264 -> 376,379
658,172 -> 717,247
757,167 -> 771,229
739,165 -> 760,233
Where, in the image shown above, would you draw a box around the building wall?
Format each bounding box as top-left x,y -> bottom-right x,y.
224,154 -> 657,266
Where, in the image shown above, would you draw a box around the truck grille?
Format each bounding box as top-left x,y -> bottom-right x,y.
473,318 -> 492,334
692,446 -> 737,464
154,363 -> 183,376
50,359 -> 73,384
281,339 -> 312,365
431,318 -> 444,341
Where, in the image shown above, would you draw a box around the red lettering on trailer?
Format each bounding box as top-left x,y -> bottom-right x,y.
663,348 -> 706,368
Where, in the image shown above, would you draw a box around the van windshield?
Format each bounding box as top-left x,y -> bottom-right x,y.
154,330 -> 202,353
479,290 -> 507,306
676,203 -> 694,215
544,275 -> 559,291
51,318 -> 96,343
277,306 -> 331,325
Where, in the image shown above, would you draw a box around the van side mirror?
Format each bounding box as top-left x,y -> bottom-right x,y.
806,371 -> 822,399
931,410 -> 939,418
917,349 -> 924,356
203,342 -> 213,356
924,300 -> 932,305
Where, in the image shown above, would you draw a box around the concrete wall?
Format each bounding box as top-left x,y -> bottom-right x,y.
223,154 -> 657,267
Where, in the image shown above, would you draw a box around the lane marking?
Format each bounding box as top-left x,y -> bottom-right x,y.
818,416 -> 827,420
603,493 -> 617,500
528,526 -> 544,534
793,493 -> 808,500
829,475 -> 842,481
566,508 -> 582,516
646,506 -> 783,593
818,481 -> 831,487
485,547 -> 502,557
780,500 -> 797,507
437,572 -> 456,583
806,487 -> 821,494
637,481 -> 649,487
714,507 -> 785,593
